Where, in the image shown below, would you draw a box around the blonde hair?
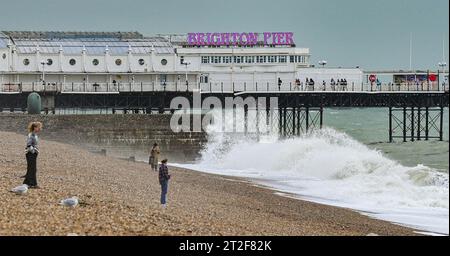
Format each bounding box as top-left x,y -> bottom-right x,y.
28,122 -> 43,133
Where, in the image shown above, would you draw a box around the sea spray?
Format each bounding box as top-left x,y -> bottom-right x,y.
177,110 -> 449,234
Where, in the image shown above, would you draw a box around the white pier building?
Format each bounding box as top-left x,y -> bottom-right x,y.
0,31 -> 364,93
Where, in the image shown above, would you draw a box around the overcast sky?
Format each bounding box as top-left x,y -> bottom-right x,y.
0,0 -> 448,70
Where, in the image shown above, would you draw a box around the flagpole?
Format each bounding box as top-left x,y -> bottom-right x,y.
409,32 -> 413,71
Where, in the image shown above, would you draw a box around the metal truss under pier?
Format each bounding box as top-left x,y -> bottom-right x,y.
0,91 -> 448,142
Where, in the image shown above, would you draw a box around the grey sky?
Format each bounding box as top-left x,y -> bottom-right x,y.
0,0 -> 448,70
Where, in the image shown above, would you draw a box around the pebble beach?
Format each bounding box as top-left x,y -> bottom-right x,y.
0,131 -> 418,236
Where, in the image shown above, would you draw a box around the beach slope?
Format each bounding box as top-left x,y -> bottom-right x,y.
0,131 -> 417,236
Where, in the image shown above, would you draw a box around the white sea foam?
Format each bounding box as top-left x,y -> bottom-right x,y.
175,111 -> 449,235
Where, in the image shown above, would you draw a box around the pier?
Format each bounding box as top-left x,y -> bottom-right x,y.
1,82 -> 448,142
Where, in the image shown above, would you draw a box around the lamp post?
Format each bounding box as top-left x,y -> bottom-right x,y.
40,60 -> 47,86
438,62 -> 447,91
182,61 -> 191,90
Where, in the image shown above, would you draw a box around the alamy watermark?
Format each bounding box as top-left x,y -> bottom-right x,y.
170,90 -> 279,133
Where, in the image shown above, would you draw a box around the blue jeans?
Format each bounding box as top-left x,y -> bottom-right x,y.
160,180 -> 168,205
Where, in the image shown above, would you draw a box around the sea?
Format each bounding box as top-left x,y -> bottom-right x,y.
175,108 -> 449,235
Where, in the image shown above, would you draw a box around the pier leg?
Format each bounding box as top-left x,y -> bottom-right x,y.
256,103 -> 260,141
283,108 -> 287,137
292,107 -> 296,137
266,105 -> 270,135
440,106 -> 444,141
411,107 -> 415,142
389,107 -> 393,143
403,107 -> 407,142
244,105 -> 248,135
297,108 -> 301,136
320,107 -> 323,129
278,107 -> 283,137
417,107 -> 421,140
305,107 -> 310,133
425,107 -> 429,141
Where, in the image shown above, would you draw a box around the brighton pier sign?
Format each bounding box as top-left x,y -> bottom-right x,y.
187,32 -> 295,46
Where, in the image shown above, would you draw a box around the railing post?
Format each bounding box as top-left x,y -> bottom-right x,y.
267,82 -> 269,91
244,82 -> 247,91
32,82 -> 35,92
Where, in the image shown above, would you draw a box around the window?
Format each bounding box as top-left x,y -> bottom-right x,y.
92,59 -> 99,66
257,56 -> 267,63
23,58 -> 30,66
161,59 -> 168,65
138,59 -> 145,66
268,56 -> 276,63
47,59 -> 53,66
245,56 -> 254,64
160,74 -> 167,84
69,59 -> 76,66
213,56 -> 221,64
223,56 -> 231,64
234,56 -> 243,64
115,59 -> 122,66
2,53 -> 6,59
290,56 -> 295,63
200,75 -> 209,83
279,56 -> 287,63
201,56 -> 209,64
180,56 -> 185,64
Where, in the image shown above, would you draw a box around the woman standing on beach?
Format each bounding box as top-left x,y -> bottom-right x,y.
158,159 -> 171,207
149,143 -> 160,172
23,122 -> 42,189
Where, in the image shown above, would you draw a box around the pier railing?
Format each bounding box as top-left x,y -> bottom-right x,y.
1,81 -> 448,94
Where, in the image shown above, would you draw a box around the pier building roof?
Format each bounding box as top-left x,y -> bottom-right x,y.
0,31 -> 175,55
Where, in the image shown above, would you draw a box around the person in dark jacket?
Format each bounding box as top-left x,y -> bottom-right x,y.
23,122 -> 42,188
158,159 -> 171,207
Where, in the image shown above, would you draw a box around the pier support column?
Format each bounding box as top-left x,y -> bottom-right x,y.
389,107 -> 393,143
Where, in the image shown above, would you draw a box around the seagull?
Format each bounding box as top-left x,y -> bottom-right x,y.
60,196 -> 79,208
11,184 -> 28,195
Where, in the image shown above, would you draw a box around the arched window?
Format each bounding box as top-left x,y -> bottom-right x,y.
23,59 -> 30,66
47,59 -> 53,66
115,59 -> 122,66
69,59 -> 76,66
138,59 -> 145,66
93,59 -> 99,66
161,59 -> 168,66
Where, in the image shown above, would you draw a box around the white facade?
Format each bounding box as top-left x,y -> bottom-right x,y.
0,31 -> 363,92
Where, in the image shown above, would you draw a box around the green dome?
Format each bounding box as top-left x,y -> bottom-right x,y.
27,93 -> 41,114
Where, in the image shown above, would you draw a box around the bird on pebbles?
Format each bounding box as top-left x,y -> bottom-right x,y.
60,196 -> 79,208
10,184 -> 28,195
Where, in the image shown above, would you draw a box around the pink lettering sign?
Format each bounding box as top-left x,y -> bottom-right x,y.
187,32 -> 295,46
